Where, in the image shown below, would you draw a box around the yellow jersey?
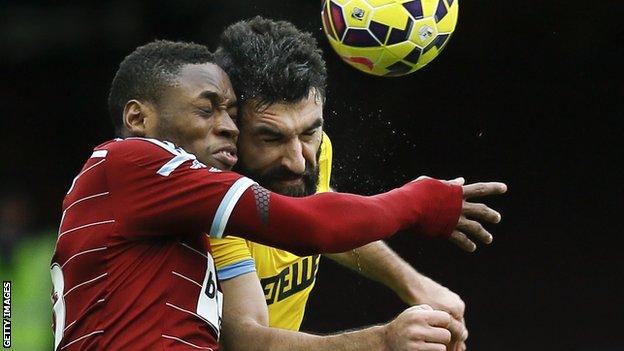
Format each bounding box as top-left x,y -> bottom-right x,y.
211,132 -> 332,331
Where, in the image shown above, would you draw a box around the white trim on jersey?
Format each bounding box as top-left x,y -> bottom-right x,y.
179,242 -> 208,259
209,177 -> 256,239
58,220 -> 115,240
172,271 -> 202,288
63,320 -> 77,333
63,299 -> 106,334
58,192 -> 110,238
64,192 -> 110,214
125,137 -> 181,155
67,158 -> 106,195
60,330 -> 104,350
61,246 -> 108,269
90,150 -> 108,158
63,273 -> 108,298
157,153 -> 197,176
123,137 -> 206,176
63,299 -> 106,333
165,302 -> 209,324
161,334 -> 214,350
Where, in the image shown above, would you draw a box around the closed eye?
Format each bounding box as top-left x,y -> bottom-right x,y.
197,107 -> 214,117
255,124 -> 284,142
262,134 -> 283,142
227,106 -> 238,120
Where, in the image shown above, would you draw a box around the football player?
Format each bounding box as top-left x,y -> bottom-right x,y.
51,40 -> 504,350
210,17 -> 503,351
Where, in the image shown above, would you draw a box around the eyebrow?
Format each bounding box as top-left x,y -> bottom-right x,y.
198,90 -> 236,106
254,124 -> 282,136
253,117 -> 323,136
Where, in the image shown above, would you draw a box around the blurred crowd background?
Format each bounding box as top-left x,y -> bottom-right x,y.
1,1 -> 622,350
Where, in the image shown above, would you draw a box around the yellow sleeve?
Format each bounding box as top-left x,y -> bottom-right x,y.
210,235 -> 253,270
317,132 -> 333,193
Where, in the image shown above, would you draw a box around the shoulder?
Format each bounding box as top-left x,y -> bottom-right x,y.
211,236 -> 251,263
317,132 -> 333,193
96,137 -> 179,160
97,137 -> 241,184
211,236 -> 256,280
97,137 -> 197,173
320,132 -> 332,158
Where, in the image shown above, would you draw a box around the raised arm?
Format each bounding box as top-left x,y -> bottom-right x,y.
107,139 -> 504,256
224,178 -> 463,256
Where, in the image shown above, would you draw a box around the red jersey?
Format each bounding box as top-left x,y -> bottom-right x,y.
51,138 -> 253,350
50,137 -> 463,350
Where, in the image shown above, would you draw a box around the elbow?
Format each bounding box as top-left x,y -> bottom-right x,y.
221,318 -> 266,351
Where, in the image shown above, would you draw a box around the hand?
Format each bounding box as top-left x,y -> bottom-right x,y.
383,305 -> 452,351
452,177 -> 507,252
409,275 -> 465,320
406,275 -> 468,347
447,340 -> 466,351
446,317 -> 468,351
417,176 -> 507,252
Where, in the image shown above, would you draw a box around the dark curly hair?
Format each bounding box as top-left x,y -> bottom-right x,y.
214,16 -> 327,113
108,40 -> 213,136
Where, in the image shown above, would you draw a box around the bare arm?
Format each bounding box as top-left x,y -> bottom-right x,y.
219,273 -> 452,351
325,241 -> 468,348
324,241 -> 464,318
323,179 -> 471,344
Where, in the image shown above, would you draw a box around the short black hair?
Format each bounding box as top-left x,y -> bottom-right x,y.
108,40 -> 213,136
214,16 -> 327,112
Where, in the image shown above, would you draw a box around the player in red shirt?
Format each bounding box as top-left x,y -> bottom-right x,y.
51,40 -> 506,350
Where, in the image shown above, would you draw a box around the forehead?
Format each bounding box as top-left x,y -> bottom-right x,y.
245,92 -> 323,130
175,63 -> 235,101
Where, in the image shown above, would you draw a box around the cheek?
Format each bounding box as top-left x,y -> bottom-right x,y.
239,140 -> 278,169
165,117 -> 215,157
182,117 -> 215,142
303,142 -> 320,166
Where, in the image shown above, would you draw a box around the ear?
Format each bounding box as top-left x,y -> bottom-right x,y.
123,100 -> 153,137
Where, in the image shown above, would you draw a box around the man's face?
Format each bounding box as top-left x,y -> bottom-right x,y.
146,63 -> 239,170
235,91 -> 323,197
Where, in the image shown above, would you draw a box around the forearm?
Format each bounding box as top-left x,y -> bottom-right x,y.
222,319 -> 387,351
226,179 -> 462,256
326,241 -> 467,324
220,273 -> 389,351
325,241 -> 425,305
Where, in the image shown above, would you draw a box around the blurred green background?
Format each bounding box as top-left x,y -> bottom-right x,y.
1,231 -> 55,350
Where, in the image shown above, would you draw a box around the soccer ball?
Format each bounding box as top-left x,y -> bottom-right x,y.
321,0 -> 459,76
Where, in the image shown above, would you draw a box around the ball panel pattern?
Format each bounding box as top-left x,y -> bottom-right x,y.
322,0 -> 458,76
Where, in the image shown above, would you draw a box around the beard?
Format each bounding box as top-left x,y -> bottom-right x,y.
235,161 -> 320,197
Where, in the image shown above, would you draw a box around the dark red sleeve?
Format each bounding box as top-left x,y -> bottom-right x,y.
225,178 -> 463,256
103,138 -> 461,254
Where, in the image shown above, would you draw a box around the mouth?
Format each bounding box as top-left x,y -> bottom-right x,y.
274,176 -> 304,187
211,146 -> 238,168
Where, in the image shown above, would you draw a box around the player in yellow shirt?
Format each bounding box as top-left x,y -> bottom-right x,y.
211,132 -> 333,330
209,17 -> 504,351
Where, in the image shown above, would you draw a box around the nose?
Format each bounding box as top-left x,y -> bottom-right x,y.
281,139 -> 306,175
214,111 -> 239,141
